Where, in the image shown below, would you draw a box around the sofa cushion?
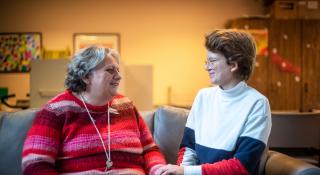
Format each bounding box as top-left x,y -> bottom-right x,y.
153,106 -> 189,164
140,110 -> 155,133
0,109 -> 38,175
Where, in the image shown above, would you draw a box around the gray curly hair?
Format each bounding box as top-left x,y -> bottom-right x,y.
65,45 -> 120,92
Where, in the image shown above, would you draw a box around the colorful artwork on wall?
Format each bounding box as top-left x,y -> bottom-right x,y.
0,33 -> 42,72
244,29 -> 268,56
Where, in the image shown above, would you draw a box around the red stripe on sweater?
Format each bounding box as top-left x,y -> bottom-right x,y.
176,147 -> 186,165
202,158 -> 249,175
22,91 -> 166,174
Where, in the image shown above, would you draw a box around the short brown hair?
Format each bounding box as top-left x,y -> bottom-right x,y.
205,29 -> 256,80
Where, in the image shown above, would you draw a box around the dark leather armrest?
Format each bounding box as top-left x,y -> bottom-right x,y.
265,151 -> 320,175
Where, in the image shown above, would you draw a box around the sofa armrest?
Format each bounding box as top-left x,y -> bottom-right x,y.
265,151 -> 320,175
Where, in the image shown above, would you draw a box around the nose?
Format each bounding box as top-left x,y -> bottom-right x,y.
204,64 -> 212,71
114,70 -> 122,81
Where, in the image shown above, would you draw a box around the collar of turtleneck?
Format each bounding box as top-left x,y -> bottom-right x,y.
217,81 -> 247,98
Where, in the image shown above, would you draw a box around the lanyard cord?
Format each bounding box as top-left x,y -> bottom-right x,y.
80,94 -> 112,165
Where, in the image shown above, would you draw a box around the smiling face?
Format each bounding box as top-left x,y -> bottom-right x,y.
205,50 -> 240,90
84,55 -> 122,102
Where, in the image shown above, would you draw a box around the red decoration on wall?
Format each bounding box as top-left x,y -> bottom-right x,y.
270,52 -> 301,76
259,47 -> 301,76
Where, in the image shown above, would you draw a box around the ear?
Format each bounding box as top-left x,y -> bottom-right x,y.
230,62 -> 239,73
82,76 -> 90,85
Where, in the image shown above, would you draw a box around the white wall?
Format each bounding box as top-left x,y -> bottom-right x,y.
0,0 -> 265,108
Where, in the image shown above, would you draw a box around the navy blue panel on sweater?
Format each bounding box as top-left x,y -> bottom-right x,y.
180,127 -> 266,175
234,136 -> 266,175
196,144 -> 234,164
180,127 -> 195,150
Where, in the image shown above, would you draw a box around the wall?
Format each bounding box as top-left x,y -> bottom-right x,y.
0,0 -> 265,107
0,73 -> 29,110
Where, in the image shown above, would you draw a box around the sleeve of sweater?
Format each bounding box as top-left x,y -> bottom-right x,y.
21,108 -> 63,175
201,98 -> 272,175
177,92 -> 200,167
133,107 -> 166,175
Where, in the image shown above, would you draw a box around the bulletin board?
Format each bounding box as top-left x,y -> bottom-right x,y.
0,33 -> 42,72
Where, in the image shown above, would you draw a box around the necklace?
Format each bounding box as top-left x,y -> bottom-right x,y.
79,94 -> 113,171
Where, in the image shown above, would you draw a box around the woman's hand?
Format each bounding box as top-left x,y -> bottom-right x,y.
155,164 -> 184,175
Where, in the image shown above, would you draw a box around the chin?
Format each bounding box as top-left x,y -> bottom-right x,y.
210,79 -> 217,85
110,89 -> 119,96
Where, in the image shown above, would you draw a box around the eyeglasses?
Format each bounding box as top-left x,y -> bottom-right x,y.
204,60 -> 216,69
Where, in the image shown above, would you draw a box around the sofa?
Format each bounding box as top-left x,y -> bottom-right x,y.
0,106 -> 319,175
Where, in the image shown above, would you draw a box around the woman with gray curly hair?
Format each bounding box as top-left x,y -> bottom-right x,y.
22,45 -> 166,175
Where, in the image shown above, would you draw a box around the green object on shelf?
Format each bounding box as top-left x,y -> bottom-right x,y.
0,87 -> 8,99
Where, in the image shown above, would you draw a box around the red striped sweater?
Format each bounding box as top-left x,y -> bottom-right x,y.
22,90 -> 166,175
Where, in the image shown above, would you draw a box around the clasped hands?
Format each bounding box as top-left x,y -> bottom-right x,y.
155,164 -> 184,175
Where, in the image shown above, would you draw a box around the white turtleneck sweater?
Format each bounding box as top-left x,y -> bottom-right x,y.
178,81 -> 272,175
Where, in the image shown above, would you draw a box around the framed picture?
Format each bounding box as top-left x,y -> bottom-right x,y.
0,32 -> 42,72
73,33 -> 120,53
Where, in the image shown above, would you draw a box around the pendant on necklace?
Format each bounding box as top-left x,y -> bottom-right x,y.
106,159 -> 113,170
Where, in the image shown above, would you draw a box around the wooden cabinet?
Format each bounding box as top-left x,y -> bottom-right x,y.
301,20 -> 320,111
268,20 -> 301,110
228,18 -> 320,111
